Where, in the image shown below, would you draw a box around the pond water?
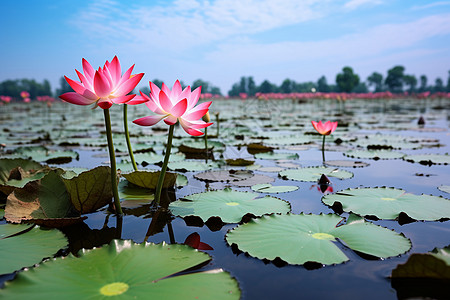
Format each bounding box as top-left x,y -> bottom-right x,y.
0,97 -> 449,299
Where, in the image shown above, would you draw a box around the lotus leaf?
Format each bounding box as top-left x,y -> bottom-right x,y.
226,213 -> 411,265
322,187 -> 450,220
280,166 -> 353,182
1,240 -> 240,299
169,188 -> 291,223
403,153 -> 450,165
251,183 -> 298,193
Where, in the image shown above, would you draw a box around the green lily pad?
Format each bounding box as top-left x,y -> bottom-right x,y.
118,180 -> 154,202
392,246 -> 450,279
12,146 -> 79,164
61,166 -> 113,213
169,188 -> 291,223
168,160 -> 222,172
344,150 -> 406,160
232,174 -> 275,187
403,153 -> 450,165
263,135 -> 312,146
226,213 -> 411,265
122,170 -> 177,190
322,187 -> 450,221
176,174 -> 188,187
324,160 -> 370,168
279,166 -> 354,182
254,152 -> 299,160
438,185 -> 450,194
0,224 -> 68,274
251,183 -> 298,194
1,240 -> 240,299
129,152 -> 185,165
194,170 -> 253,182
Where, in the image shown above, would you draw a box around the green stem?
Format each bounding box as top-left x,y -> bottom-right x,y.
216,114 -> 219,137
154,124 -> 174,206
123,104 -> 138,171
204,127 -> 208,163
103,108 -> 123,215
322,135 -> 326,162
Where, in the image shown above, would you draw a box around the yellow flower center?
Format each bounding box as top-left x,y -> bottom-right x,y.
311,232 -> 335,240
381,197 -> 396,201
226,202 -> 240,206
100,282 -> 129,296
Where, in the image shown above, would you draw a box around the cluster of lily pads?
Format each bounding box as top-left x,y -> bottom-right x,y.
1,95 -> 449,298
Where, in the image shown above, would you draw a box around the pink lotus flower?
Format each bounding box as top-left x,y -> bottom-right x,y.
311,120 -> 338,135
133,80 -> 212,136
20,91 -> 30,99
59,56 -> 144,109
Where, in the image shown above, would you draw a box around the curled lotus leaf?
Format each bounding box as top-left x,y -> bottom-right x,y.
122,170 -> 177,190
279,166 -> 353,182
0,158 -> 45,196
226,213 -> 411,266
225,158 -> 255,166
1,240 -> 240,299
169,188 -> 291,223
322,187 -> 450,221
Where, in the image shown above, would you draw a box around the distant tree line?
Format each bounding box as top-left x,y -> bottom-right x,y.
1,66 -> 449,99
227,66 -> 450,96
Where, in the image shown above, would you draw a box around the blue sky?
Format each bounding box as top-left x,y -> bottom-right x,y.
1,0 -> 450,94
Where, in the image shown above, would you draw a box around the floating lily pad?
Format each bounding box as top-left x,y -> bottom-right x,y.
12,146 -> 79,164
254,152 -> 299,160
246,143 -> 274,154
344,150 -> 405,160
0,224 -> 68,274
122,170 -> 177,190
194,170 -> 253,182
403,153 -> 450,165
322,187 -> 450,221
325,160 -> 370,168
169,188 -> 291,223
129,152 -> 185,165
1,240 -> 240,299
251,183 -> 298,194
226,213 -> 411,265
232,174 -> 275,187
118,180 -> 154,202
438,185 -> 450,194
168,160 -> 221,172
258,166 -> 284,173
279,166 -> 354,182
226,158 -> 254,166
264,135 -> 312,146
62,166 -> 112,213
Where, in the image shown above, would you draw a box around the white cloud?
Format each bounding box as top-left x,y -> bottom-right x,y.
344,0 -> 382,10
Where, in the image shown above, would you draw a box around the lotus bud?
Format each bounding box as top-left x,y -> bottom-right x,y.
202,111 -> 210,123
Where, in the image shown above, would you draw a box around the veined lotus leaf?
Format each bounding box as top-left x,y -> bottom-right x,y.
324,160 -> 370,168
254,152 -> 299,160
392,246 -> 450,279
263,135 -> 312,146
251,183 -> 298,194
5,169 -> 79,225
225,158 -> 254,166
1,240 -> 240,299
168,160 -> 222,172
12,146 -> 79,164
122,170 -> 177,190
403,153 -> 450,165
169,188 -> 291,223
176,174 -> 188,187
128,152 -> 185,165
61,166 -> 113,214
194,170 -> 253,182
0,158 -> 45,195
0,224 -> 68,274
280,166 -> 353,182
344,150 -> 405,160
438,185 -> 450,194
226,213 -> 411,266
118,180 -> 154,202
232,174 -> 275,187
322,187 -> 450,221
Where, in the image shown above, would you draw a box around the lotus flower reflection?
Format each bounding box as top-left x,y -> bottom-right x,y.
59,56 -> 144,109
133,80 -> 212,136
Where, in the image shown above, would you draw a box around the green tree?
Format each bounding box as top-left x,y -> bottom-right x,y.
433,78 -> 445,93
403,75 -> 417,93
317,76 -> 330,92
258,80 -> 277,93
293,81 -> 316,93
228,76 -> 255,96
367,72 -> 384,92
56,76 -> 73,96
418,75 -> 428,92
280,78 -> 294,93
336,66 -> 360,93
385,65 -> 405,92
353,82 -> 368,93
447,71 -> 450,92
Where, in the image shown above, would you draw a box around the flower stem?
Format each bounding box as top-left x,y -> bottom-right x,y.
123,104 -> 138,171
204,127 -> 208,163
154,124 -> 174,206
103,108 -> 123,215
322,135 -> 326,162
